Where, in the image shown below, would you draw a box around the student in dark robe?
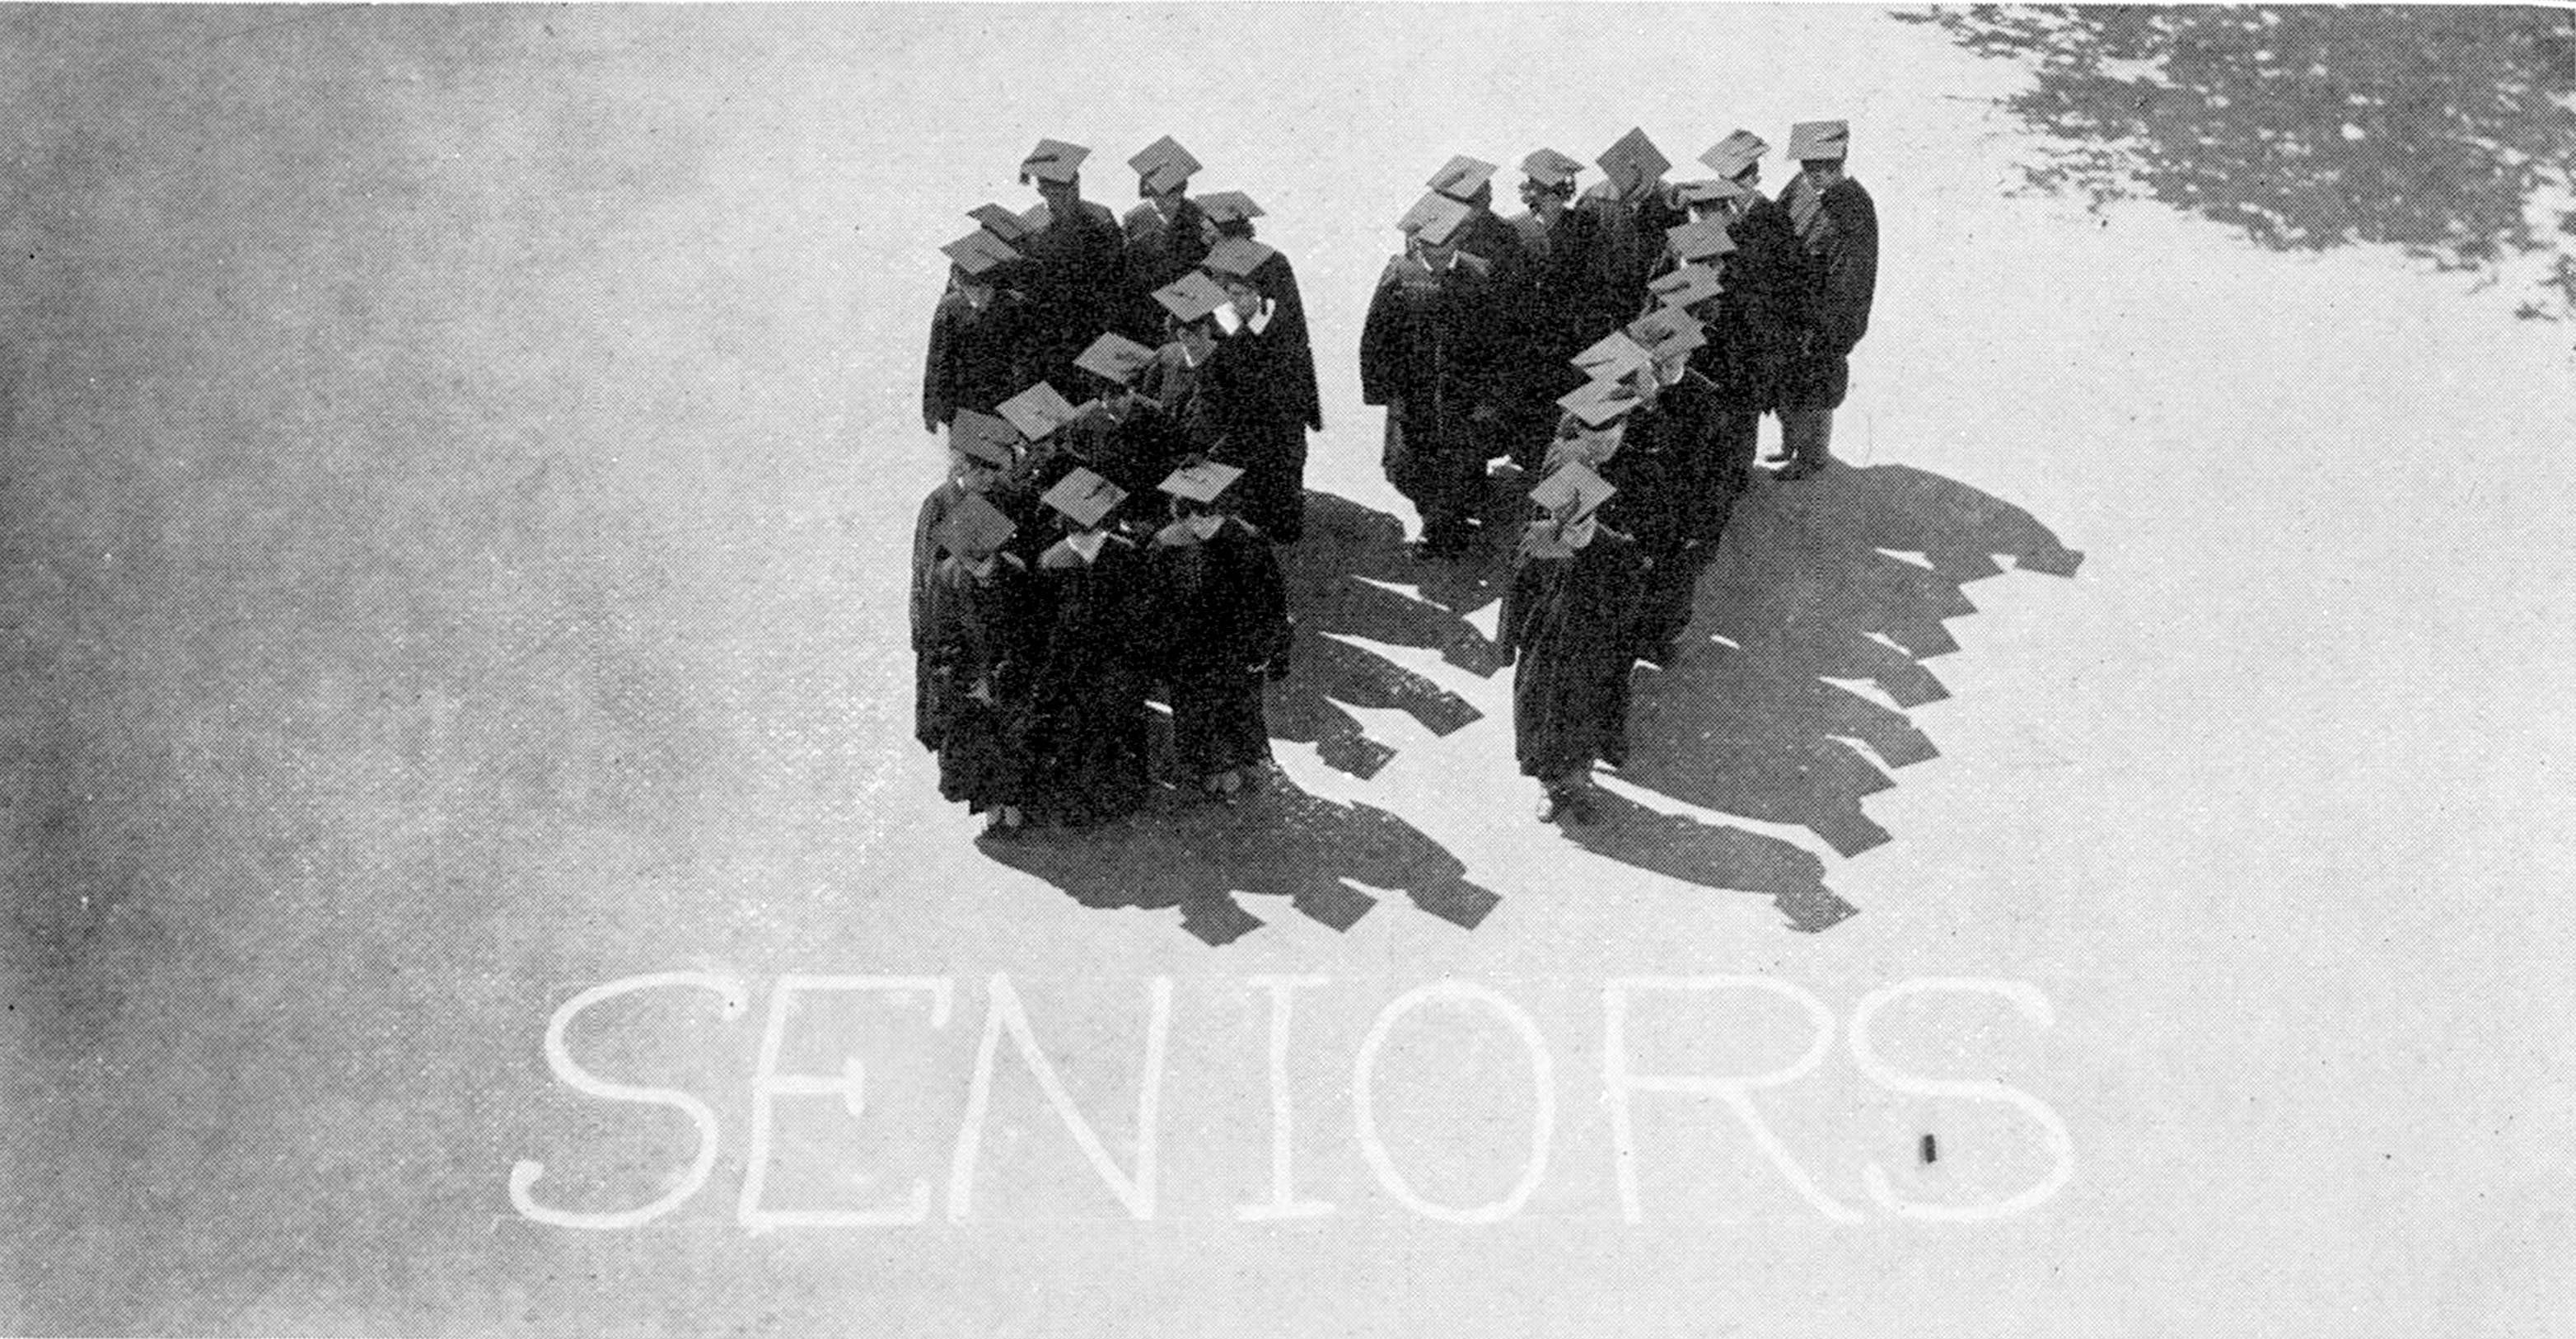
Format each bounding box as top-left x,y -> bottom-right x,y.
1022,466 -> 1156,827
1691,129 -> 1804,471
1194,192 -> 1324,444
1497,149 -> 1607,473
1143,461 -> 1293,798
923,234 -> 1039,433
1120,136 -> 1213,341
1015,138 -> 1129,393
912,416 -> 1026,809
1578,128 -> 1689,345
1773,119 -> 1880,481
1426,155 -> 1526,274
1361,193 -> 1508,559
1618,307 -> 1731,663
1499,459 -> 1645,825
1048,331 -> 1180,502
1191,248 -> 1316,542
917,489 -> 1046,833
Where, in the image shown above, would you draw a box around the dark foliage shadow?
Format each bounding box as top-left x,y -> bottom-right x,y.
1588,462 -> 2082,927
1901,5 -> 2576,317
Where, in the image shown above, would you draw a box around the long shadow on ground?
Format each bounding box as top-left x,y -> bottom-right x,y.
1596,463 -> 2082,929
978,464 -> 2080,943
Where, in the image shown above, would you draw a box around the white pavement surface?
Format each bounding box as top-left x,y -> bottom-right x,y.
3,7 -> 2573,1335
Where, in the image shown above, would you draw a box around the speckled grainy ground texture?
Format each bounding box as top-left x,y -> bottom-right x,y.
5,6 -> 2575,1336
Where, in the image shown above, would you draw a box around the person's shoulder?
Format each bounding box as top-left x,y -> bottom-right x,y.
1077,200 -> 1120,228
1377,254 -> 1424,286
1823,177 -> 1876,213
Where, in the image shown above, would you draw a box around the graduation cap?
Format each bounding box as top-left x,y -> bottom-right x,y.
1152,269 -> 1233,323
948,410 -> 1022,470
1201,235 -> 1278,280
1665,217 -> 1737,262
1397,192 -> 1472,247
1572,330 -> 1653,383
935,491 -> 1018,560
1671,177 -> 1750,208
1019,138 -> 1091,185
1648,264 -> 1725,311
1699,129 -> 1770,179
1787,119 -> 1850,162
1194,190 -> 1265,224
1426,155 -> 1499,200
1547,420 -> 1625,471
1157,459 -> 1244,503
969,203 -> 1032,244
1521,147 -> 1585,189
942,230 -> 1021,278
996,382 -> 1087,442
1530,461 -> 1615,527
1041,466 -> 1126,529
1558,376 -> 1642,428
1075,332 -> 1160,386
1626,306 -> 1708,360
1596,127 -> 1672,191
1128,135 -> 1204,194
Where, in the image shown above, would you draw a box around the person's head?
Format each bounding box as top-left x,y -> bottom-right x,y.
1214,272 -> 1264,320
1020,138 -> 1092,213
1466,180 -> 1494,213
1521,174 -> 1573,218
950,264 -> 994,308
948,444 -> 1007,494
1410,236 -> 1458,269
1138,159 -> 1190,218
1801,158 -> 1844,188
1035,173 -> 1082,213
1731,161 -> 1762,191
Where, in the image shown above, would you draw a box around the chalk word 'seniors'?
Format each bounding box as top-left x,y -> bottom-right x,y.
509,973 -> 2073,1230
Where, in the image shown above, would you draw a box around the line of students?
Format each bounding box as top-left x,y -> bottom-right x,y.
914,137 -> 1316,833
1476,121 -> 1882,823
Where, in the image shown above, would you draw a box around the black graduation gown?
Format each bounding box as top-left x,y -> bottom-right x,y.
1018,199 -> 1129,387
1024,533 -> 1156,825
1501,527 -> 1649,781
1777,176 -> 1880,411
1577,183 -> 1688,340
912,482 -> 965,748
1359,252 -> 1504,527
1153,327 -> 1311,542
919,554 -> 1046,812
1120,198 -> 1213,339
1145,518 -> 1291,776
921,287 -> 1038,430
1457,206 -> 1526,274
1697,193 -> 1802,414
1601,372 -> 1726,652
1244,250 -> 1323,434
1502,208 -> 1606,469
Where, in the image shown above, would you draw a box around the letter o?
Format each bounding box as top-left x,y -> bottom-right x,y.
1352,981 -> 1556,1224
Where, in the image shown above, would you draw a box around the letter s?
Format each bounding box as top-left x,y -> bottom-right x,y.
1849,977 -> 2074,1222
509,971 -> 750,1230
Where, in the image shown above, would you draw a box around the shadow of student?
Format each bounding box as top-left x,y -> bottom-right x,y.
1261,489 -> 1513,778
974,775 -> 1500,947
1586,461 -> 2083,925
970,485 -> 1526,944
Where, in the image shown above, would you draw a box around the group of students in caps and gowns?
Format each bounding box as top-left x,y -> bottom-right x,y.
918,120 -> 1879,833
1433,119 -> 1879,823
914,136 -> 1311,833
